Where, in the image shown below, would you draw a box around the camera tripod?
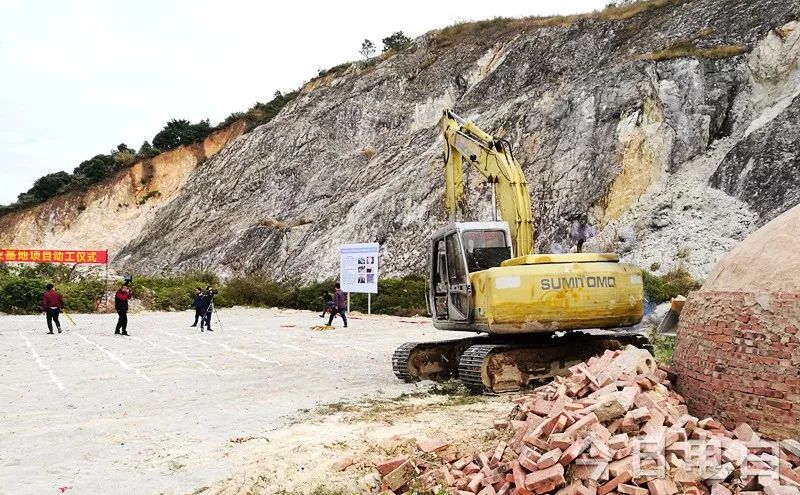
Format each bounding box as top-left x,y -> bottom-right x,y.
200,296 -> 224,333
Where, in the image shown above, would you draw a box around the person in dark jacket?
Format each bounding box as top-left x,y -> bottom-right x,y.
41,283 -> 64,334
190,287 -> 204,328
201,286 -> 216,332
326,283 -> 348,327
114,284 -> 132,336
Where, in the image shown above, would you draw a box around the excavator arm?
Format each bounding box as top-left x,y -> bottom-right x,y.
441,109 -> 534,257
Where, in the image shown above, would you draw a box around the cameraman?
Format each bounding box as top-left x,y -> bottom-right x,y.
114,283 -> 132,336
190,287 -> 204,328
201,286 -> 218,332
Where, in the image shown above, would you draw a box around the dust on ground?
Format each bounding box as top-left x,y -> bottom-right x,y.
195,382 -> 513,495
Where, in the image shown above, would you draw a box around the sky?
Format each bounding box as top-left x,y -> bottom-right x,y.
0,0 -> 610,204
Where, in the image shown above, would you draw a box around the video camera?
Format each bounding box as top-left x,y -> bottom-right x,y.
206,287 -> 219,295
123,275 -> 134,286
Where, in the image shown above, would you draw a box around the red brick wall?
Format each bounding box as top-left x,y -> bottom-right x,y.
673,290 -> 800,439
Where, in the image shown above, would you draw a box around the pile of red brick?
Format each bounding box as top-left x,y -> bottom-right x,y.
375,346 -> 800,495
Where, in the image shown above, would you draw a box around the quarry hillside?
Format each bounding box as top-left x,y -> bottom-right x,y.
0,122 -> 248,258
4,0 -> 800,282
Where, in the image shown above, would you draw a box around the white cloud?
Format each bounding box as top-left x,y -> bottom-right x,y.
0,0 -> 609,203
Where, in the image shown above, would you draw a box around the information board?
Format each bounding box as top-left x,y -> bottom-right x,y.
340,243 -> 379,294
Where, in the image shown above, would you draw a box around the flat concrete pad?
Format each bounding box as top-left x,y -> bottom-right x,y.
0,307 -> 473,494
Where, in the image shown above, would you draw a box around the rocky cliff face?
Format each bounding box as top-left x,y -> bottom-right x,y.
0,122 -> 247,256
8,0 -> 800,283
710,93 -> 800,224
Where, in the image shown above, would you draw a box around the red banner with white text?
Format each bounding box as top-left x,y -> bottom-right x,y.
0,249 -> 108,264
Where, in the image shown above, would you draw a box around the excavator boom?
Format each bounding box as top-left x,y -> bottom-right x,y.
442,110 -> 534,258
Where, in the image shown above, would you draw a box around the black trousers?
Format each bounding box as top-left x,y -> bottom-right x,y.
203,309 -> 212,330
115,310 -> 128,334
46,308 -> 61,332
193,308 -> 203,326
327,308 -> 347,327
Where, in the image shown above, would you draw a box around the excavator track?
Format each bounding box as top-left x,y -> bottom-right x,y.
391,342 -> 418,382
458,344 -> 509,393
457,332 -> 652,394
392,337 -> 482,382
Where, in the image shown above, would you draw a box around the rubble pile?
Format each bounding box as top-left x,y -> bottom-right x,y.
375,346 -> 800,495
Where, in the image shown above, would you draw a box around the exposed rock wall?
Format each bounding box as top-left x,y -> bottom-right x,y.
3,0 -> 800,283
585,14 -> 800,278
118,0 -> 799,281
710,94 -> 800,223
0,121 -> 248,255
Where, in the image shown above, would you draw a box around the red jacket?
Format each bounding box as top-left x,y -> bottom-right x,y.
42,290 -> 64,311
115,289 -> 131,311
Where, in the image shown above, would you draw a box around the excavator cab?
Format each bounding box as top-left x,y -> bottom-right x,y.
428,222 -> 512,328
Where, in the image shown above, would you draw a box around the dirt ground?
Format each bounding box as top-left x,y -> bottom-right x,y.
0,307 -> 510,494
196,386 -> 512,495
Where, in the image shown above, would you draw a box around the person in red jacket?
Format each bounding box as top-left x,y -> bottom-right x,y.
114,284 -> 132,336
41,283 -> 65,334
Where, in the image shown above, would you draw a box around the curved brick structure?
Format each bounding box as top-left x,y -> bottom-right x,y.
673,205 -> 800,439
674,291 -> 800,439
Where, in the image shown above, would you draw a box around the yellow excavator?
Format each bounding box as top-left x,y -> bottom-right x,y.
392,110 -> 650,393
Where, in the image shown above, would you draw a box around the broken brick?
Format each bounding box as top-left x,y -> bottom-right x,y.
617,484 -> 649,495
538,448 -> 564,469
525,463 -> 566,493
598,470 -> 633,495
377,457 -> 408,477
384,460 -> 416,491
418,438 -> 450,453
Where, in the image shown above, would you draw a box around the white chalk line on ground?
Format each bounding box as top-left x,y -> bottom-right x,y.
129,336 -> 223,376
237,323 -> 373,360
283,342 -> 340,362
152,329 -> 281,367
332,344 -> 379,356
19,332 -> 65,391
261,338 -> 340,363
73,332 -> 152,382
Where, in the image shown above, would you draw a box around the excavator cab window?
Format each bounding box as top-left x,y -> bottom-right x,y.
432,239 -> 449,320
462,230 -> 511,272
445,233 -> 470,321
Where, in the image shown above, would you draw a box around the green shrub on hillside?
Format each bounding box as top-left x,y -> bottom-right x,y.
73,154 -> 117,183
382,31 -> 411,52
642,268 -> 701,304
152,119 -> 213,151
349,274 -> 427,316
218,90 -> 299,130
17,263 -> 74,283
0,266 -> 105,314
0,276 -> 46,314
286,278 -> 337,311
135,272 -> 220,311
136,141 -> 161,160
0,268 -> 429,317
60,279 -> 105,313
23,172 -> 72,203
221,276 -> 292,308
